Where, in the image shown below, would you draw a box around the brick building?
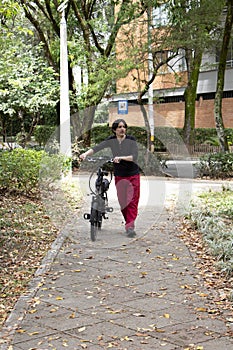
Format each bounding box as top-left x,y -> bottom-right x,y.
108,4 -> 233,130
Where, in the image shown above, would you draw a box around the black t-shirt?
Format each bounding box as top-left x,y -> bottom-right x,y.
92,135 -> 140,177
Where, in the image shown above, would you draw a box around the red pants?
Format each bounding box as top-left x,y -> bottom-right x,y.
115,174 -> 140,230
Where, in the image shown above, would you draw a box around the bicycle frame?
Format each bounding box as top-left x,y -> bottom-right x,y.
84,157 -> 114,241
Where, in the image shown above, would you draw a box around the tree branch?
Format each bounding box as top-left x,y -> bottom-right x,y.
19,0 -> 57,72
138,50 -> 179,102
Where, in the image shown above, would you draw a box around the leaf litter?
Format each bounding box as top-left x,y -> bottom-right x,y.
0,193 -> 59,326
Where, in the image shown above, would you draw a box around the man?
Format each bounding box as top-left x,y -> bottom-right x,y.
79,119 -> 140,238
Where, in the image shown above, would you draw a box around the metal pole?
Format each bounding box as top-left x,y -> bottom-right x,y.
59,2 -> 71,158
148,7 -> 154,153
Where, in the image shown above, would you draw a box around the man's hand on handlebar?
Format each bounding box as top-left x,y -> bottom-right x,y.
113,156 -> 121,163
79,153 -> 86,161
79,149 -> 94,161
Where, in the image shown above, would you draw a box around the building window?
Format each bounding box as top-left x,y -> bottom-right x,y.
152,3 -> 168,27
171,49 -> 186,72
216,40 -> 233,68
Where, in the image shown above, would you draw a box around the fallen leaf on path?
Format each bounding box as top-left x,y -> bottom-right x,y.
120,336 -> 133,341
28,309 -> 37,314
135,332 -> 149,337
78,326 -> 86,333
155,328 -> 165,333
140,271 -> 148,277
16,329 -> 26,333
50,308 -> 58,313
28,331 -> 39,336
195,307 -> 207,312
107,309 -> 122,314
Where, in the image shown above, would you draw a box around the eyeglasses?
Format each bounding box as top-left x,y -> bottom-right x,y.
117,125 -> 126,129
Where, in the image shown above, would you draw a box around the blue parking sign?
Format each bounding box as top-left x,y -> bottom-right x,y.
118,100 -> 128,114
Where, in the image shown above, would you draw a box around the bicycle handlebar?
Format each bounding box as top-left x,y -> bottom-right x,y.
86,156 -> 113,163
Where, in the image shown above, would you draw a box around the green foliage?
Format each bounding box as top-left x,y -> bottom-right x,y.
128,126 -> 148,147
194,128 -> 233,145
15,131 -> 31,148
91,124 -> 110,145
0,46 -> 59,115
34,125 -> 56,147
187,187 -> 233,275
0,149 -> 69,194
166,0 -> 225,146
94,103 -> 109,124
0,149 -> 43,193
39,153 -> 71,188
11,0 -> 156,141
0,0 -> 19,20
0,18 -> 59,140
167,0 -> 224,49
196,152 -> 233,179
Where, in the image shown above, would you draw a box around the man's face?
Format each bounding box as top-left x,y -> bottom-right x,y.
115,122 -> 127,138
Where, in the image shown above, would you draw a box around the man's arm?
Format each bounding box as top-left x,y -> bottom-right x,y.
113,155 -> 133,163
79,148 -> 94,160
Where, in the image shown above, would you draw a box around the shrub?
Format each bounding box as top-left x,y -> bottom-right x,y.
39,152 -> 71,188
91,124 -> 110,144
0,149 -> 70,194
195,152 -> 233,179
194,128 -> 233,145
34,125 -> 56,147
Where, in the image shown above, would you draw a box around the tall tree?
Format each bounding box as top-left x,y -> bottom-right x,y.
214,0 -> 233,152
17,0 -> 149,145
168,0 -> 225,145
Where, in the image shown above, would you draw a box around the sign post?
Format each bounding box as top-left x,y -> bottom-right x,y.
118,100 -> 128,115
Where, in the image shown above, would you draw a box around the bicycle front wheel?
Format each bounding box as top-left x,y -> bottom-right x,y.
90,208 -> 98,241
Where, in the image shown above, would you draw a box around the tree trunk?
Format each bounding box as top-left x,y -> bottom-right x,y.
80,105 -> 97,147
214,89 -> 229,152
0,116 -> 7,142
138,103 -> 150,150
214,0 -> 233,153
183,49 -> 202,146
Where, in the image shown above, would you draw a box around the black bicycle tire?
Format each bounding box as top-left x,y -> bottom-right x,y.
91,221 -> 98,241
90,208 -> 98,241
